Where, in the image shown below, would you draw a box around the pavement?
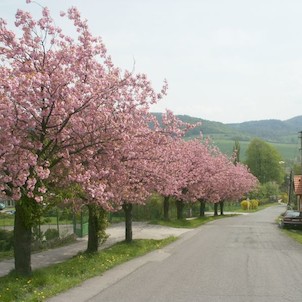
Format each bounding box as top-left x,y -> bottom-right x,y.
0,221 -> 192,277
46,206 -> 292,302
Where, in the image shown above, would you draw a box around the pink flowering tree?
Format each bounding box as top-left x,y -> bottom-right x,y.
64,77 -> 168,250
0,4 -> 112,275
150,136 -> 195,220
170,138 -> 258,217
154,138 -> 187,220
105,111 -> 194,242
0,2 -> 169,273
190,144 -> 258,216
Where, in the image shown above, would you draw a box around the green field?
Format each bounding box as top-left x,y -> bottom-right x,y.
212,139 -> 299,163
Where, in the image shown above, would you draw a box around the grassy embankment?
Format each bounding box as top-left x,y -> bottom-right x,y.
0,238 -> 176,302
282,229 -> 302,244
0,203 -> 280,301
151,202 -> 278,229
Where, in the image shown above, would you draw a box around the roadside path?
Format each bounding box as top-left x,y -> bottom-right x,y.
0,221 -> 191,277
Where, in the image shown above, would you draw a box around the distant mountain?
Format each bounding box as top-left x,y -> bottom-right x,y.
227,116 -> 302,143
152,113 -> 248,140
152,113 -> 302,160
153,113 -> 302,144
283,116 -> 302,130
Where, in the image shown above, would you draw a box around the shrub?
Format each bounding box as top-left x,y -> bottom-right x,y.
241,199 -> 259,210
279,192 -> 288,203
250,199 -> 259,209
44,228 -> 60,241
241,200 -> 250,210
0,229 -> 14,251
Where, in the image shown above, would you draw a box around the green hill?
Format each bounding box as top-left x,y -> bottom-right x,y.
152,113 -> 302,162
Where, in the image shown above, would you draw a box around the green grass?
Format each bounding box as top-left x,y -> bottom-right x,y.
213,138 -> 298,162
0,216 -> 72,227
0,237 -> 176,302
282,229 -> 302,244
0,215 -> 14,227
0,250 -> 13,261
150,214 -> 237,229
151,203 -> 279,229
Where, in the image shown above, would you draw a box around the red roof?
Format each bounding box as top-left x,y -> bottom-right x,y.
294,175 -> 302,195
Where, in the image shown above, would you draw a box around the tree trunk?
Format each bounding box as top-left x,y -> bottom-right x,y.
214,203 -> 218,216
219,200 -> 224,215
123,203 -> 133,242
176,200 -> 185,220
199,199 -> 206,217
163,196 -> 170,220
86,204 -> 108,253
14,202 -> 32,276
87,204 -> 99,253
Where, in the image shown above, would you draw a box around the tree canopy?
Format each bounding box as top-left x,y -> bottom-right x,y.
0,1 -> 258,275
245,138 -> 285,184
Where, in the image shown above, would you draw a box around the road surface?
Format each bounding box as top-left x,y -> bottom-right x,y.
49,205 -> 302,302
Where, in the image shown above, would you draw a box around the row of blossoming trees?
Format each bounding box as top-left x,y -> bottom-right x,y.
0,2 -> 258,276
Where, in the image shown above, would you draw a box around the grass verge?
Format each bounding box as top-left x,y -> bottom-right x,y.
150,214 -> 237,228
0,250 -> 13,261
282,228 -> 302,244
0,237 -> 176,302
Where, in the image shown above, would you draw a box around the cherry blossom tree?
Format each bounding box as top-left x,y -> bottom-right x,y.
188,143 -> 258,216
0,2 -> 168,273
151,137 -> 190,220
154,137 -> 212,220
165,138 -> 258,218
105,111 -> 194,242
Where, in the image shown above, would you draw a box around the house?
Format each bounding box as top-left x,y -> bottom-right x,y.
294,175 -> 302,211
0,192 -> 15,208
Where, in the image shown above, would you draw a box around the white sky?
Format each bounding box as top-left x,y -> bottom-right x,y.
2,0 -> 302,123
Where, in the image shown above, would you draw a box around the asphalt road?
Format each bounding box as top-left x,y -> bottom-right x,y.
49,205 -> 302,302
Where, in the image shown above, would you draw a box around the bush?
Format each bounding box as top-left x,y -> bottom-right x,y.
131,194 -> 163,220
279,192 -> 288,203
250,199 -> 259,209
44,228 -> 60,241
241,199 -> 259,210
59,208 -> 74,221
0,229 -> 14,251
241,200 -> 250,210
31,233 -> 77,252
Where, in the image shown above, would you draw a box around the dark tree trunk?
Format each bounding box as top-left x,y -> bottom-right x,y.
219,201 -> 224,215
214,203 -> 218,216
163,196 -> 170,220
86,204 -> 108,253
87,204 -> 99,253
123,203 -> 133,242
199,199 -> 206,217
14,202 -> 32,276
176,200 -> 185,220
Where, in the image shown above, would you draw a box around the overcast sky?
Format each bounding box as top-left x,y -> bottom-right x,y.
2,0 -> 302,123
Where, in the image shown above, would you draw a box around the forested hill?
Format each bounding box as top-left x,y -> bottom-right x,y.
152,113 -> 302,144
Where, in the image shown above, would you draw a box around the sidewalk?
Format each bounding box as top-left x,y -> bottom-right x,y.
0,222 -> 191,277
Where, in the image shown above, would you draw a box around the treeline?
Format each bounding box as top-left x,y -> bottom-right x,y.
0,2 -> 257,276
